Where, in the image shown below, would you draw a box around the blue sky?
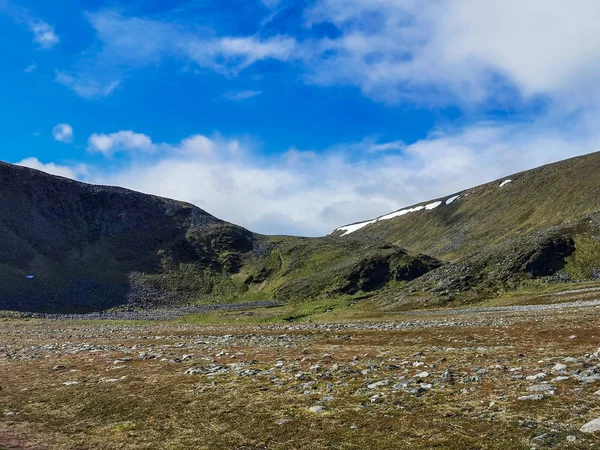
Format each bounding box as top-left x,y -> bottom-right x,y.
2,0 -> 600,236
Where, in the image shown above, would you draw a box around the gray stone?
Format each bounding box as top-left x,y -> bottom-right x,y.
527,384 -> 555,394
518,394 -> 544,401
309,405 -> 325,413
580,418 -> 600,433
525,373 -> 546,381
367,380 -> 390,389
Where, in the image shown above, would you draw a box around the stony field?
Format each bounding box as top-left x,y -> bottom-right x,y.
1,300 -> 600,449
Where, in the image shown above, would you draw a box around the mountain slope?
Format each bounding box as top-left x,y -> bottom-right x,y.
3,152 -> 600,313
331,152 -> 600,304
0,161 -> 439,312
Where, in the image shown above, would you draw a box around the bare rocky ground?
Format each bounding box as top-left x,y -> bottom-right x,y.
1,301 -> 600,449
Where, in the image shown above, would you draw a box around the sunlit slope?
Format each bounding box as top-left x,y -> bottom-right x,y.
332,152 -> 600,262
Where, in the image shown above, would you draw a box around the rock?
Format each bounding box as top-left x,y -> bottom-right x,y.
550,363 -> 567,374
185,368 -> 202,375
563,357 -> 578,363
309,405 -> 325,414
580,418 -> 600,433
518,394 -> 544,401
441,370 -> 454,384
416,371 -> 429,378
550,376 -> 569,382
52,365 -> 67,371
367,380 -> 391,389
527,384 -> 555,394
525,373 -> 546,381
593,389 -> 600,396
63,381 -> 79,386
578,373 -> 600,384
566,435 -> 576,442
103,376 -> 126,383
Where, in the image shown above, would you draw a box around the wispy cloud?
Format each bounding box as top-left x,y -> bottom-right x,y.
30,20 -> 59,49
1,3 -> 60,50
56,2 -> 600,113
24,62 -> 36,73
56,9 -> 297,98
368,140 -> 406,153
224,90 -> 262,100
54,71 -> 120,99
52,123 -> 74,144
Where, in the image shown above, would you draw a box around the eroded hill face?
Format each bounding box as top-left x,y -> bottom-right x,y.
0,162 -> 440,312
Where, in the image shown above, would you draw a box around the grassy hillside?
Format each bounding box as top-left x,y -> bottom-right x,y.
0,162 -> 439,312
3,152 -> 600,313
332,152 -> 600,260
330,152 -> 600,306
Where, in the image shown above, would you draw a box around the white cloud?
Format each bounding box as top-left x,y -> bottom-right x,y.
24,63 -> 36,73
30,20 -> 59,49
87,130 -> 154,156
55,10 -> 297,98
57,2 -> 600,111
368,140 -> 406,153
18,117 -> 576,236
52,123 -> 74,144
304,0 -> 600,107
55,71 -> 120,99
16,158 -> 86,180
224,90 -> 263,100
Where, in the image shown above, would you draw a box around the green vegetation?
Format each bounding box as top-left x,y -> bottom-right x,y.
565,235 -> 600,280
3,152 -> 600,313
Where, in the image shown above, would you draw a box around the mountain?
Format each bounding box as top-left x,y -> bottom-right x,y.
331,151 -> 600,304
2,152 -> 600,313
0,161 -> 438,312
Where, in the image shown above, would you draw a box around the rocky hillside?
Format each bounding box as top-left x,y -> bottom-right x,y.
3,152 -> 600,313
332,152 -> 600,305
0,161 -> 439,312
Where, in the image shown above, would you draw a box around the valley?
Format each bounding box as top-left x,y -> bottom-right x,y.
1,294 -> 599,449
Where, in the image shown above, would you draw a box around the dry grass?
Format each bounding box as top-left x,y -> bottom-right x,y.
1,306 -> 600,449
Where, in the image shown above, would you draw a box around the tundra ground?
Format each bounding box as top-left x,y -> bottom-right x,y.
1,299 -> 600,449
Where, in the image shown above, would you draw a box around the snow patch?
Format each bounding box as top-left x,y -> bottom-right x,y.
26,275 -> 35,279
446,195 -> 460,205
337,220 -> 376,236
378,205 -> 425,221
499,179 -> 512,187
425,201 -> 442,210
335,196 -> 456,236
